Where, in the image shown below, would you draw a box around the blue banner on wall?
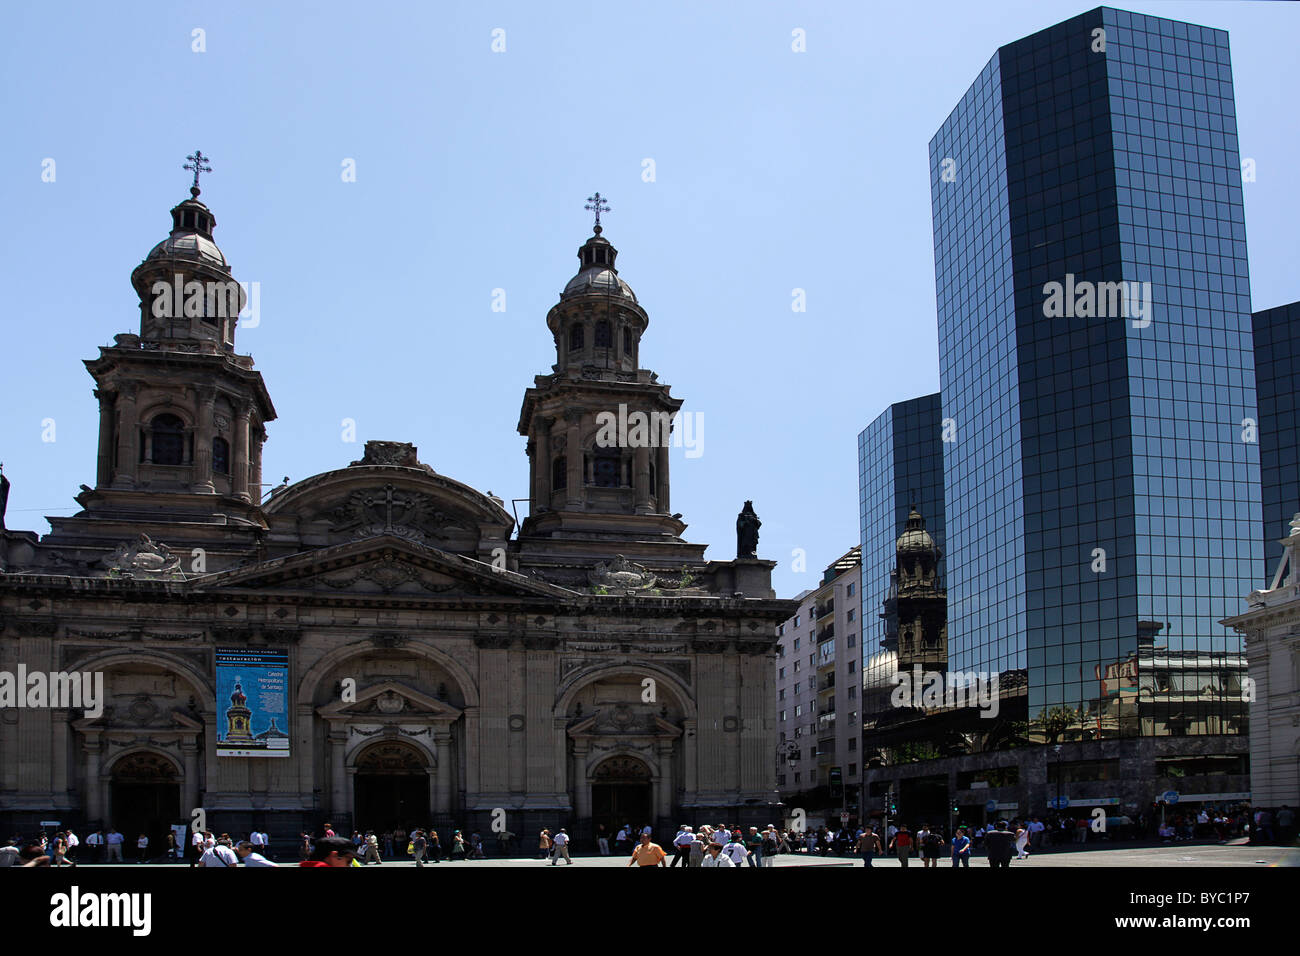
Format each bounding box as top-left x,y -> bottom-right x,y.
215,648 -> 290,758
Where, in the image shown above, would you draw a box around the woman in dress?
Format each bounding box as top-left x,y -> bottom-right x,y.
450,830 -> 467,860
1014,821 -> 1030,860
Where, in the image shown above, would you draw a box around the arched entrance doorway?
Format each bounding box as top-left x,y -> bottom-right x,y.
109,752 -> 180,862
590,756 -> 653,835
353,741 -> 430,832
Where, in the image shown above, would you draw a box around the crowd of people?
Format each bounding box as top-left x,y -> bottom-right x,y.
2,803 -> 1291,867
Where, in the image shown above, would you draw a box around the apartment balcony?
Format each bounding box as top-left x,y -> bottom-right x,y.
816,600 -> 834,619
817,624 -> 834,643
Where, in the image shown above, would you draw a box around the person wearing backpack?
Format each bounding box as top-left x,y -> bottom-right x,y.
921,825 -> 944,868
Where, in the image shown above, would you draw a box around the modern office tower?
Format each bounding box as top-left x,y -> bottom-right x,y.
858,394 -> 946,660
929,6 -> 1259,747
1252,300 -> 1300,568
774,549 -> 863,819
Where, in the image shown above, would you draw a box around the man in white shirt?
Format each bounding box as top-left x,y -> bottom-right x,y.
723,835 -> 749,867
200,837 -> 239,868
550,828 -> 573,865
671,826 -> 694,867
235,841 -> 277,867
190,829 -> 205,867
64,829 -> 80,864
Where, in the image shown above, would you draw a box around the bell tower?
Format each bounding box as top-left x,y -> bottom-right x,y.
72,153 -> 274,525
516,194 -> 706,580
882,507 -> 949,672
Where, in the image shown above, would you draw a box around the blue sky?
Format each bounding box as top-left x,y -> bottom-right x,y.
1,1 -> 1296,599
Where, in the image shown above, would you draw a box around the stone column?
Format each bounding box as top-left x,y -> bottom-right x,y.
181,739 -> 200,816
251,424 -> 265,503
573,743 -> 590,824
434,729 -> 453,815
656,442 -> 670,512
655,741 -> 674,826
84,737 -> 103,822
192,388 -> 216,493
231,408 -> 251,501
112,385 -> 139,488
94,390 -> 114,488
633,445 -> 651,513
683,718 -> 698,800
565,412 -> 583,508
534,421 -> 551,508
328,732 -> 347,817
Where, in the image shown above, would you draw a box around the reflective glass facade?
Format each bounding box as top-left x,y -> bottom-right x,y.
930,7 -> 1259,738
857,393 -> 945,661
1253,300 -> 1300,569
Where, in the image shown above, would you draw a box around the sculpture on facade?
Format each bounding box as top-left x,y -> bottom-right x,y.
736,500 -> 760,559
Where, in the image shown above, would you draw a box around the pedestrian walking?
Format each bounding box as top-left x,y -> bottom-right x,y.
105,828 -> 124,863
984,820 -> 1015,868
538,828 -> 553,860
412,829 -> 428,867
856,826 -> 883,867
889,825 -> 913,867
671,825 -> 693,866
1015,821 -> 1030,859
951,827 -> 971,867
550,828 -> 572,865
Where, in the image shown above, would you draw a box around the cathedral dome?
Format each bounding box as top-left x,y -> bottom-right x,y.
562,266 -> 637,302
138,189 -> 229,272
143,231 -> 228,269
896,508 -> 935,554
560,226 -> 637,303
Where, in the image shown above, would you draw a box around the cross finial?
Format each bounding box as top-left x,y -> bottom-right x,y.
183,150 -> 212,197
585,192 -> 610,234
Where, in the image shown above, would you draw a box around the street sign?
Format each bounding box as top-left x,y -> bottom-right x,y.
1049,796 -> 1070,810
1160,790 -> 1179,804
985,800 -> 998,814
840,812 -> 850,825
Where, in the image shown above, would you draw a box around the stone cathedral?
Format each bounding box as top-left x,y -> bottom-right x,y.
0,174 -> 792,848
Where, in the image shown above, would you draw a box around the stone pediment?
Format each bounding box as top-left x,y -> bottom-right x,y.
192,535 -> 576,600
317,680 -> 463,723
568,707 -> 682,740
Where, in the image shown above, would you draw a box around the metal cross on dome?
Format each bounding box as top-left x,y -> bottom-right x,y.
585,192 -> 610,231
183,150 -> 212,193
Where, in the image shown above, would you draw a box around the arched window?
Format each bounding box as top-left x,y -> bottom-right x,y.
151,414 -> 185,466
569,324 -> 584,351
552,455 -> 567,491
593,449 -> 621,488
595,320 -> 612,348
212,437 -> 230,475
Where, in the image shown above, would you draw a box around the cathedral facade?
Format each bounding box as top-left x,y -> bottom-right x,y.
0,179 -> 792,848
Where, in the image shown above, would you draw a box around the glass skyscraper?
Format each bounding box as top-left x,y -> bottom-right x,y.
930,7 -> 1260,737
1253,300 -> 1300,571
857,393 -> 945,658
